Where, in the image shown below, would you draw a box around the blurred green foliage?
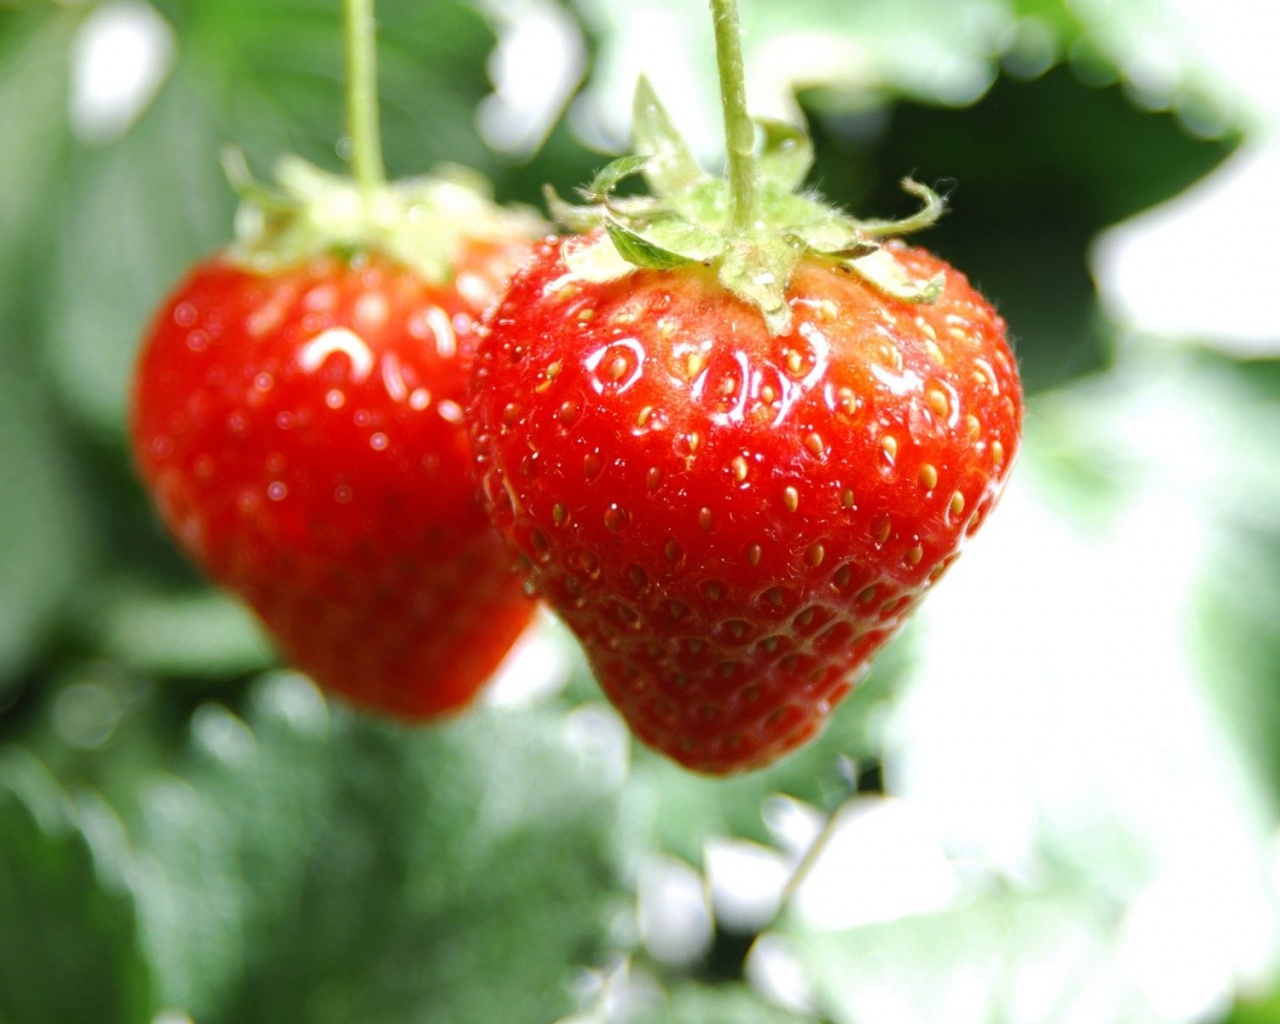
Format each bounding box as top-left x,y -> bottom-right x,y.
1,0 -> 1277,1022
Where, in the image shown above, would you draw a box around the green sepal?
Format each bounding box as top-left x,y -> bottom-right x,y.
550,80 -> 950,336
720,234 -> 799,336
562,231 -> 636,283
780,211 -> 876,257
632,76 -> 709,197
856,178 -> 946,237
584,154 -> 652,203
224,153 -> 545,282
755,118 -> 814,191
844,247 -> 946,303
605,217 -> 698,271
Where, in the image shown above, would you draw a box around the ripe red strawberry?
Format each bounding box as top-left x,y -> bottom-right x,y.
471,233 -> 1020,772
131,165 -> 541,720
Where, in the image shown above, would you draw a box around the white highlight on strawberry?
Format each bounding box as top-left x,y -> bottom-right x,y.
297,327 -> 374,382
425,306 -> 457,359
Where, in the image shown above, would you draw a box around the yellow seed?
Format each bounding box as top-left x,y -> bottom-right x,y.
604,506 -> 628,532
966,414 -> 981,440
552,502 -> 567,525
881,435 -> 898,462
916,317 -> 938,342
796,607 -> 816,627
748,543 -> 762,566
686,351 -> 705,379
905,544 -> 924,566
578,307 -> 595,322
841,488 -> 855,509
687,432 -> 701,454
857,584 -> 878,604
804,432 -> 824,457
786,349 -> 804,375
646,466 -> 663,491
927,389 -> 949,417
925,339 -> 945,364
607,355 -> 627,381
761,384 -> 778,404
833,564 -> 852,589
948,326 -> 968,342
992,439 -> 1005,466
919,463 -> 938,490
720,375 -> 737,396
636,405 -> 652,427
950,491 -> 966,517
583,453 -> 601,479
732,456 -> 749,483
872,515 -> 891,544
698,507 -> 714,531
807,543 -> 826,568
783,486 -> 800,512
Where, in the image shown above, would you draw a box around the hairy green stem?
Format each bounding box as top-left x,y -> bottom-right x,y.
344,0 -> 385,198
709,0 -> 757,233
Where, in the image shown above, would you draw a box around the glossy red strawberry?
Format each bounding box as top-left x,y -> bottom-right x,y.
471,235 -> 1021,772
132,230 -> 537,720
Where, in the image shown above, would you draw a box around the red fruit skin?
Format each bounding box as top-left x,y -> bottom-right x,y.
471,235 -> 1022,773
131,243 -> 535,719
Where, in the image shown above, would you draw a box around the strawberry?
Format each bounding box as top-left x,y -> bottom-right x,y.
469,72 -> 1022,773
132,161 -> 543,719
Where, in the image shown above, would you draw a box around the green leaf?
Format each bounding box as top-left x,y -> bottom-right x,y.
790,890 -> 1156,1024
44,73 -> 233,435
96,585 -> 275,679
632,76 -> 709,197
0,6 -> 74,284
0,348 -> 90,690
755,118 -> 813,192
0,750 -> 152,1024
130,675 -> 625,1024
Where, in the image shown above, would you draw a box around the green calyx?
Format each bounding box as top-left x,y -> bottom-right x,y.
223,150 -> 545,282
547,78 -> 946,336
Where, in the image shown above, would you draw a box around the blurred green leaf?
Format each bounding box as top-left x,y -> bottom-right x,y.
130,674 -> 625,1023
635,980 -> 815,1024
810,66 -> 1237,393
0,749 -> 152,1024
0,357 -> 90,694
788,889 -> 1156,1024
96,585 -> 276,679
0,5 -> 74,286
44,72 -> 234,436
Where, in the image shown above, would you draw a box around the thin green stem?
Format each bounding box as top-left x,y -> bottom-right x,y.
344,0 -> 385,197
709,0 -> 757,232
